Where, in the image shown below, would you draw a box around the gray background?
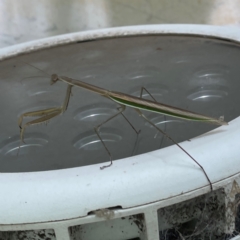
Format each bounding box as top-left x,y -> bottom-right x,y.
1,0 -> 240,48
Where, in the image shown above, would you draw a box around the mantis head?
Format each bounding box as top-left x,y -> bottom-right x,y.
50,74 -> 59,85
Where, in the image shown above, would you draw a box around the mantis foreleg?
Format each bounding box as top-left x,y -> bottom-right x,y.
18,84 -> 73,144
20,108 -> 62,143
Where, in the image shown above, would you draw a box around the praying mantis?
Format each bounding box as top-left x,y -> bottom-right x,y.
18,67 -> 228,191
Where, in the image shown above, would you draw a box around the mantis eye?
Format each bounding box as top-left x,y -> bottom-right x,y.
51,74 -> 58,84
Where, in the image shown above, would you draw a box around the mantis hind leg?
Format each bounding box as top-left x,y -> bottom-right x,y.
94,105 -> 130,170
140,87 -> 157,102
109,98 -> 141,156
119,109 -> 141,156
139,87 -> 166,149
135,108 -> 213,191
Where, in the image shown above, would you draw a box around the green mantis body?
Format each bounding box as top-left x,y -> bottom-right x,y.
18,73 -> 228,190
